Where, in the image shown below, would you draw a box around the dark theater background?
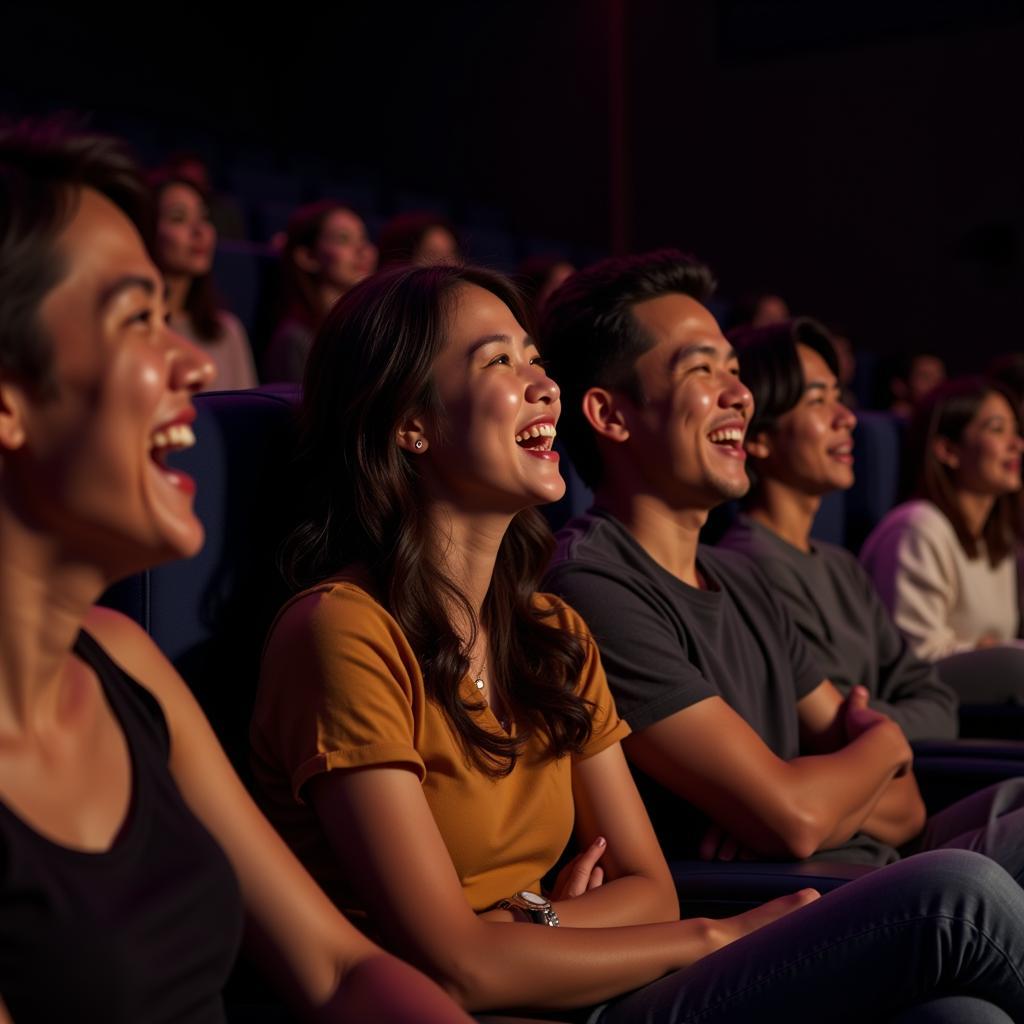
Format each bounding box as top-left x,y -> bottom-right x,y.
2,1 -> 1021,369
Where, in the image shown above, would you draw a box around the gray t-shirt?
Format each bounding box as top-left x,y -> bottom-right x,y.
545,508 -> 898,865
718,515 -> 957,740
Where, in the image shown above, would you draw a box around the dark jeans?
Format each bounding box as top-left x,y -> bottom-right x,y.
912,777 -> 1024,885
593,850 -> 1024,1023
936,645 -> 1024,705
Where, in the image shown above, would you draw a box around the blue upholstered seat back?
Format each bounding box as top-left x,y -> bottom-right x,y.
101,385 -> 300,773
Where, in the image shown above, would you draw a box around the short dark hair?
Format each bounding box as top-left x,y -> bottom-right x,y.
907,376 -> 1022,565
538,249 -> 715,489
0,118 -> 146,397
730,317 -> 839,440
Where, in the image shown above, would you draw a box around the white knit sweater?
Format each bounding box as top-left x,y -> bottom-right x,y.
860,500 -> 1019,661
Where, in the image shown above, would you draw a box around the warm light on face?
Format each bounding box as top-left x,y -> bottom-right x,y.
418,283 -> 565,514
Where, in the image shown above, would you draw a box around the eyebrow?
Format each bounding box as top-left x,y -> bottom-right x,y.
467,332 -> 535,356
803,375 -> 840,394
98,274 -> 158,311
670,342 -> 737,369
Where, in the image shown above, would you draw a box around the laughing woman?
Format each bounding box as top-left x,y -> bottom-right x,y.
252,262 -> 1024,1023
860,377 -> 1024,704
0,123 -> 469,1022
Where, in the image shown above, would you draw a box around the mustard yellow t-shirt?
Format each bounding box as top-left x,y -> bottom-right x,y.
250,580 -> 629,916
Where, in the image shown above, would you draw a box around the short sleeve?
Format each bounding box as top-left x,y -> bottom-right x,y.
254,584 -> 426,803
536,595 -> 631,760
544,563 -> 718,733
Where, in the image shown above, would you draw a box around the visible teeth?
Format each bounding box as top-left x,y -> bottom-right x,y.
708,428 -> 743,444
515,423 -> 557,444
150,423 -> 196,452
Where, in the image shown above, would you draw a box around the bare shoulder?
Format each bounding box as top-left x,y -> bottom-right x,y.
82,605 -> 191,711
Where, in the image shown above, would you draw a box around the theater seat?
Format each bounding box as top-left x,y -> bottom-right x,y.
671,858 -> 875,918
846,410 -> 903,552
101,385 -> 299,777
212,241 -> 277,339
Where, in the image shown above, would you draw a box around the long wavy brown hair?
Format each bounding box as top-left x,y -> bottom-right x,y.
282,263 -> 593,776
907,376 -> 1023,566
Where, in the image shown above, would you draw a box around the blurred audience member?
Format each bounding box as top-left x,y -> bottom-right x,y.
828,325 -> 859,408
861,377 -> 1024,703
263,200 -> 377,383
733,289 -> 790,329
887,353 -> 946,419
165,150 -> 247,241
989,353 -> 1024,415
149,171 -> 258,390
517,253 -> 575,317
378,211 -> 460,267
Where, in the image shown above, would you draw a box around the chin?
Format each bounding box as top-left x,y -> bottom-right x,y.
713,474 -> 751,503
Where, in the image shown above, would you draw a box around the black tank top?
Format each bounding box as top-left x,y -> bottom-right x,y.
0,631 -> 245,1022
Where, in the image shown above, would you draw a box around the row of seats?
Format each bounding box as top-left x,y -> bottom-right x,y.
102,387 -> 1024,924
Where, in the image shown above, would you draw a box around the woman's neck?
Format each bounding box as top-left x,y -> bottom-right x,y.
423,501 -> 512,653
0,508 -> 106,733
954,490 -> 997,540
164,273 -> 191,318
745,481 -> 821,552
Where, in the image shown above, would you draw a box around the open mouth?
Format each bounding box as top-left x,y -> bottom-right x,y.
828,441 -> 855,464
515,422 -> 557,453
707,426 -> 745,455
149,420 -> 198,494
149,422 -> 196,467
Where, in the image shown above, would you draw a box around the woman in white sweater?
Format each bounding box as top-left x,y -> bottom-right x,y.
860,376 -> 1024,702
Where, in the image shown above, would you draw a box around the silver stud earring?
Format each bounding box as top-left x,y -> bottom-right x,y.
415,440 -> 424,449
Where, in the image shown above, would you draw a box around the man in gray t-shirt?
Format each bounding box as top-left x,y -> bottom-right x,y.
719,514 -> 957,740
539,250 -> 1024,878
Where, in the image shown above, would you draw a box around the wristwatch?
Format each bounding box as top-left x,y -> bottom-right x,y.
498,890 -> 560,927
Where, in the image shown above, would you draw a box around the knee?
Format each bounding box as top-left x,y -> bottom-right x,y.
900,849 -> 1019,911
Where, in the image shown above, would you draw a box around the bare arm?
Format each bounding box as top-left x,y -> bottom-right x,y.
85,607 -> 470,1024
624,688 -> 912,861
308,753 -> 816,1011
551,742 -> 680,927
799,683 -> 926,849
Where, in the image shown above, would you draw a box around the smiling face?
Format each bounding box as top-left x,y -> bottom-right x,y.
310,209 -> 377,292
941,391 -> 1023,497
154,181 -> 216,279
752,344 -> 858,496
5,188 -> 215,577
610,292 -> 753,509
415,283 -> 564,513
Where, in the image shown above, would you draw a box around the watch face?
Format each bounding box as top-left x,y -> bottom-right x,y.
520,890 -> 547,907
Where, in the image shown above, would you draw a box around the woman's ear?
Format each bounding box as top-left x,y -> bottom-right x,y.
292,245 -> 321,276
933,436 -> 960,470
581,387 -> 630,443
0,380 -> 27,452
396,413 -> 430,454
745,429 -> 772,460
